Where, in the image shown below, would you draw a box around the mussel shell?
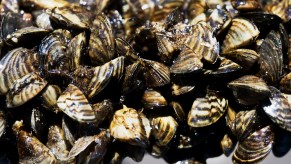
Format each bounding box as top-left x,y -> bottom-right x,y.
6,72 -> 48,108
73,56 -> 124,99
220,134 -> 235,157
1,12 -> 33,42
89,13 -> 115,65
107,10 -> 125,39
221,49 -> 259,70
187,93 -> 228,127
233,126 -> 274,163
0,110 -> 5,138
12,121 -> 57,164
257,30 -> 283,84
142,89 -> 167,109
5,26 -> 48,47
39,85 -> 62,112
230,0 -> 260,11
171,83 -> 195,96
170,101 -> 186,122
121,61 -> 143,96
46,125 -> 72,162
204,57 -> 242,77
155,32 -> 177,63
207,8 -> 232,35
0,47 -> 38,95
170,46 -> 203,74
222,18 -> 260,53
38,29 -> 71,71
185,21 -> 219,64
30,107 -> 47,141
109,106 -> 149,148
264,0 -> 290,22
57,84 -> 96,123
69,130 -> 110,163
68,32 -> 86,71
228,75 -> 271,105
263,87 -> 291,132
281,72 -> 291,93
46,6 -> 90,30
62,115 -> 77,147
151,116 -> 178,146
19,0 -> 69,10
141,59 -> 170,87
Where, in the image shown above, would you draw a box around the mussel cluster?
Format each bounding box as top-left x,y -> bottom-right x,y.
0,0 -> 290,163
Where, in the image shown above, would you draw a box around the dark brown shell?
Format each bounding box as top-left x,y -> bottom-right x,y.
68,32 -> 86,71
233,126 -> 274,163
171,83 -> 195,96
204,57 -> 242,76
142,89 -> 167,109
280,72 -> 291,92
257,30 -> 283,84
39,85 -> 62,112
231,0 -> 261,11
228,75 -> 271,105
221,49 -> 260,70
89,13 -> 115,65
12,121 -> 57,164
92,99 -> 113,125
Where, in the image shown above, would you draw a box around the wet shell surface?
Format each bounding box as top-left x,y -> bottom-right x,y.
57,84 -> 96,123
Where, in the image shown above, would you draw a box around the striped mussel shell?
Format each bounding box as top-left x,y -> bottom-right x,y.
185,21 -> 219,64
151,116 -> 178,146
220,134 -> 235,157
232,125 -> 274,164
257,30 -> 283,85
89,13 -> 115,65
68,130 -> 110,163
0,47 -> 38,95
142,89 -> 167,109
171,83 -> 195,96
38,29 -> 72,71
12,120 -> 57,164
185,0 -> 207,19
141,59 -> 170,87
121,61 -> 143,95
228,75 -> 271,105
170,46 -> 203,74
39,85 -> 62,112
221,49 -> 260,70
263,87 -> 291,132
68,32 -> 86,71
228,110 -> 259,141
280,72 -> 291,92
170,101 -> 186,122
264,0 -> 290,22
62,115 -> 77,147
230,0 -> 261,11
155,32 -> 177,63
57,84 -> 96,123
153,0 -> 184,22
187,91 -> 228,127
206,8 -> 232,35
73,56 -> 124,99
109,105 -> 149,147
0,110 -> 5,138
19,0 -> 69,10
222,18 -> 260,53
204,57 -> 242,77
46,125 -> 73,163
6,72 -> 48,108
46,5 -> 90,30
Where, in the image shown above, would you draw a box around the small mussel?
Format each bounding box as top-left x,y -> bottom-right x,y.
151,116 -> 178,147
230,0 -> 261,11
220,134 -> 235,157
109,105 -> 149,147
0,110 -> 5,138
228,75 -> 271,105
233,125 -> 274,163
12,120 -> 57,164
142,89 -> 167,110
188,91 -> 228,127
280,72 -> 291,92
68,130 -> 110,163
